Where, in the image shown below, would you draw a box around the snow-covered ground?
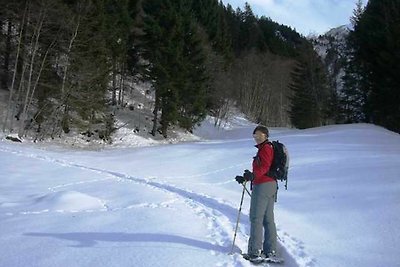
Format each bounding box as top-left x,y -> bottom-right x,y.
1,117 -> 400,267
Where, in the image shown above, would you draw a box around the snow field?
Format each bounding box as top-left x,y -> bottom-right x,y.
1,121 -> 399,267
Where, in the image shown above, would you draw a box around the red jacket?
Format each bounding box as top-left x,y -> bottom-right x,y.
252,140 -> 275,185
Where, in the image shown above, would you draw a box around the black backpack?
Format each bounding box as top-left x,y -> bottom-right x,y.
267,140 -> 289,190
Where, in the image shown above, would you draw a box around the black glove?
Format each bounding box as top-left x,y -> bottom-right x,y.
235,175 -> 246,184
243,169 -> 254,181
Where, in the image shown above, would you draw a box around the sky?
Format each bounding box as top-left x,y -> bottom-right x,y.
222,0 -> 368,36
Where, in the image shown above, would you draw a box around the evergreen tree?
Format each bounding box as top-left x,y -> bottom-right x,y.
289,43 -> 333,128
213,1 -> 232,59
289,62 -> 320,129
236,3 -> 265,52
126,0 -> 140,75
224,4 -> 241,55
258,17 -> 300,57
191,0 -> 218,40
103,0 -> 132,106
141,0 -> 208,137
66,0 -> 111,138
350,0 -> 400,132
350,0 -> 365,27
177,11 -> 208,131
141,0 -> 178,137
340,0 -> 367,123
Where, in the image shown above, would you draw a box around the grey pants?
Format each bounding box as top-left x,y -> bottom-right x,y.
248,181 -> 277,255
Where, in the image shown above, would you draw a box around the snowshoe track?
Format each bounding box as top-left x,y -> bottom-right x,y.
1,146 -> 313,266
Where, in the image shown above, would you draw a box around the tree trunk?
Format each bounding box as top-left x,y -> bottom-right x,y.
160,108 -> 168,138
61,16 -> 80,98
111,56 -> 117,105
118,64 -> 124,106
151,91 -> 160,136
60,16 -> 80,134
23,34 -> 57,136
2,4 -> 27,133
18,11 -> 45,138
2,19 -> 12,90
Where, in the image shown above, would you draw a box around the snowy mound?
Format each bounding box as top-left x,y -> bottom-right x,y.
33,191 -> 105,212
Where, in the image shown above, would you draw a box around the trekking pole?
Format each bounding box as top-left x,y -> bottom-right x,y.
244,184 -> 252,197
230,181 -> 247,254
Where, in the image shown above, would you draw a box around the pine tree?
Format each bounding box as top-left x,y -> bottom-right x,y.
103,0 -> 132,106
66,0 -> 111,138
340,37 -> 367,122
345,0 -> 400,132
237,3 -> 264,52
177,7 -> 208,131
289,63 -> 319,129
140,0 -> 177,137
350,0 -> 365,27
289,43 -> 333,128
213,1 -> 232,58
339,0 -> 367,123
141,0 -> 209,137
191,0 -> 218,40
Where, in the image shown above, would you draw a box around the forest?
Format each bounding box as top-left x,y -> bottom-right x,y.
0,0 -> 398,141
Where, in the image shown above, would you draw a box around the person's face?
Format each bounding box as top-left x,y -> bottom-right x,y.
253,130 -> 267,145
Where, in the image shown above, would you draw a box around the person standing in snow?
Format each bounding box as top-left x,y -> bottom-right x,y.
235,125 -> 278,263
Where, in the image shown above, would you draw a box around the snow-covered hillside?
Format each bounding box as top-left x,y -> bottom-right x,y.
0,81 -> 204,148
312,25 -> 350,59
1,119 -> 400,267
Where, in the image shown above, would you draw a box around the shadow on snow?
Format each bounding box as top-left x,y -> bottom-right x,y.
24,232 -> 238,253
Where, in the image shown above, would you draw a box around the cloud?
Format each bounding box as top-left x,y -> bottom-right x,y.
223,0 -> 359,35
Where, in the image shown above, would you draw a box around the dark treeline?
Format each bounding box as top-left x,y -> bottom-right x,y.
1,0 -> 396,141
0,0 -> 311,140
340,0 -> 400,133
